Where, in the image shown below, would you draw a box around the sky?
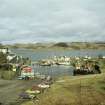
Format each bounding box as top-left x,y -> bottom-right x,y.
0,0 -> 105,44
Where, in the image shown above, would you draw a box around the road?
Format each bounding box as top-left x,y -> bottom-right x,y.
0,79 -> 41,105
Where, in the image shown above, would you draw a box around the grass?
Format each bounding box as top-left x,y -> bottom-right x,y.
22,73 -> 105,105
0,70 -> 16,80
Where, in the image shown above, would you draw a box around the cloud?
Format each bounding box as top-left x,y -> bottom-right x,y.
0,0 -> 105,44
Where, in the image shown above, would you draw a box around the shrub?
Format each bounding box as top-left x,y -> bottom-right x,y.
0,52 -> 7,64
53,42 -> 69,47
0,71 -> 16,80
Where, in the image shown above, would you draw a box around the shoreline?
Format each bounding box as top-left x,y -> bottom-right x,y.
10,47 -> 105,52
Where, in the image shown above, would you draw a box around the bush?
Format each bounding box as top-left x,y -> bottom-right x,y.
0,52 -> 7,64
0,70 -> 16,80
53,42 -> 69,47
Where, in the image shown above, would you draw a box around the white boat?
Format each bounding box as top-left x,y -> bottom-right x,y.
38,83 -> 50,89
26,89 -> 40,94
56,62 -> 71,66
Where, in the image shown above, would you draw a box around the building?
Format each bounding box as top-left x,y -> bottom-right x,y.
0,48 -> 11,54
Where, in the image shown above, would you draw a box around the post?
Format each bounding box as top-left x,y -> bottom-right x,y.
33,64 -> 35,80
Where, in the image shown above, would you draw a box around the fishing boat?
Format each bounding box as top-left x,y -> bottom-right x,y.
73,64 -> 101,76
73,69 -> 94,75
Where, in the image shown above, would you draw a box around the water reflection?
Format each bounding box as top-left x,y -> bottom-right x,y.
32,65 -> 74,77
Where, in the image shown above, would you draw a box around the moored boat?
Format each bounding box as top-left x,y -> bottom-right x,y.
56,61 -> 71,66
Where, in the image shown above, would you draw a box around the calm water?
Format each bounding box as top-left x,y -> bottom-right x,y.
11,48 -> 105,77
11,49 -> 105,61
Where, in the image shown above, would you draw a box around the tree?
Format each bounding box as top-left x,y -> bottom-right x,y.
53,42 -> 69,47
0,43 -> 3,48
0,52 -> 7,64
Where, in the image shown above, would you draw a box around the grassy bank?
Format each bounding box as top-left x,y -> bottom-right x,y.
22,73 -> 105,105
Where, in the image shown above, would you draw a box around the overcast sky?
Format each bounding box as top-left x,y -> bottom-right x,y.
0,0 -> 105,44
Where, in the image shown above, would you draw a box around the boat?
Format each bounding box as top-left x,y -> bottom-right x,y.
56,62 -> 71,66
39,63 -> 52,66
26,89 -> 40,94
19,92 -> 36,99
73,69 -> 94,76
38,60 -> 52,66
38,83 -> 50,89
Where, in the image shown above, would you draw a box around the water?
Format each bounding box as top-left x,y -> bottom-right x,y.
32,65 -> 74,77
11,48 -> 105,61
11,48 -> 105,77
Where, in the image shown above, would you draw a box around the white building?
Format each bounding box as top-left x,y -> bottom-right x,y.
0,48 -> 11,54
102,56 -> 105,59
7,54 -> 16,61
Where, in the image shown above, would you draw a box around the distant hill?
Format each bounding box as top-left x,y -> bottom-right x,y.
5,42 -> 105,50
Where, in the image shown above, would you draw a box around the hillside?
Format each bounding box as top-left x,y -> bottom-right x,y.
22,73 -> 105,105
5,42 -> 105,50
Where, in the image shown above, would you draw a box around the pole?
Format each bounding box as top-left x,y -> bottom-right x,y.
33,64 -> 35,80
